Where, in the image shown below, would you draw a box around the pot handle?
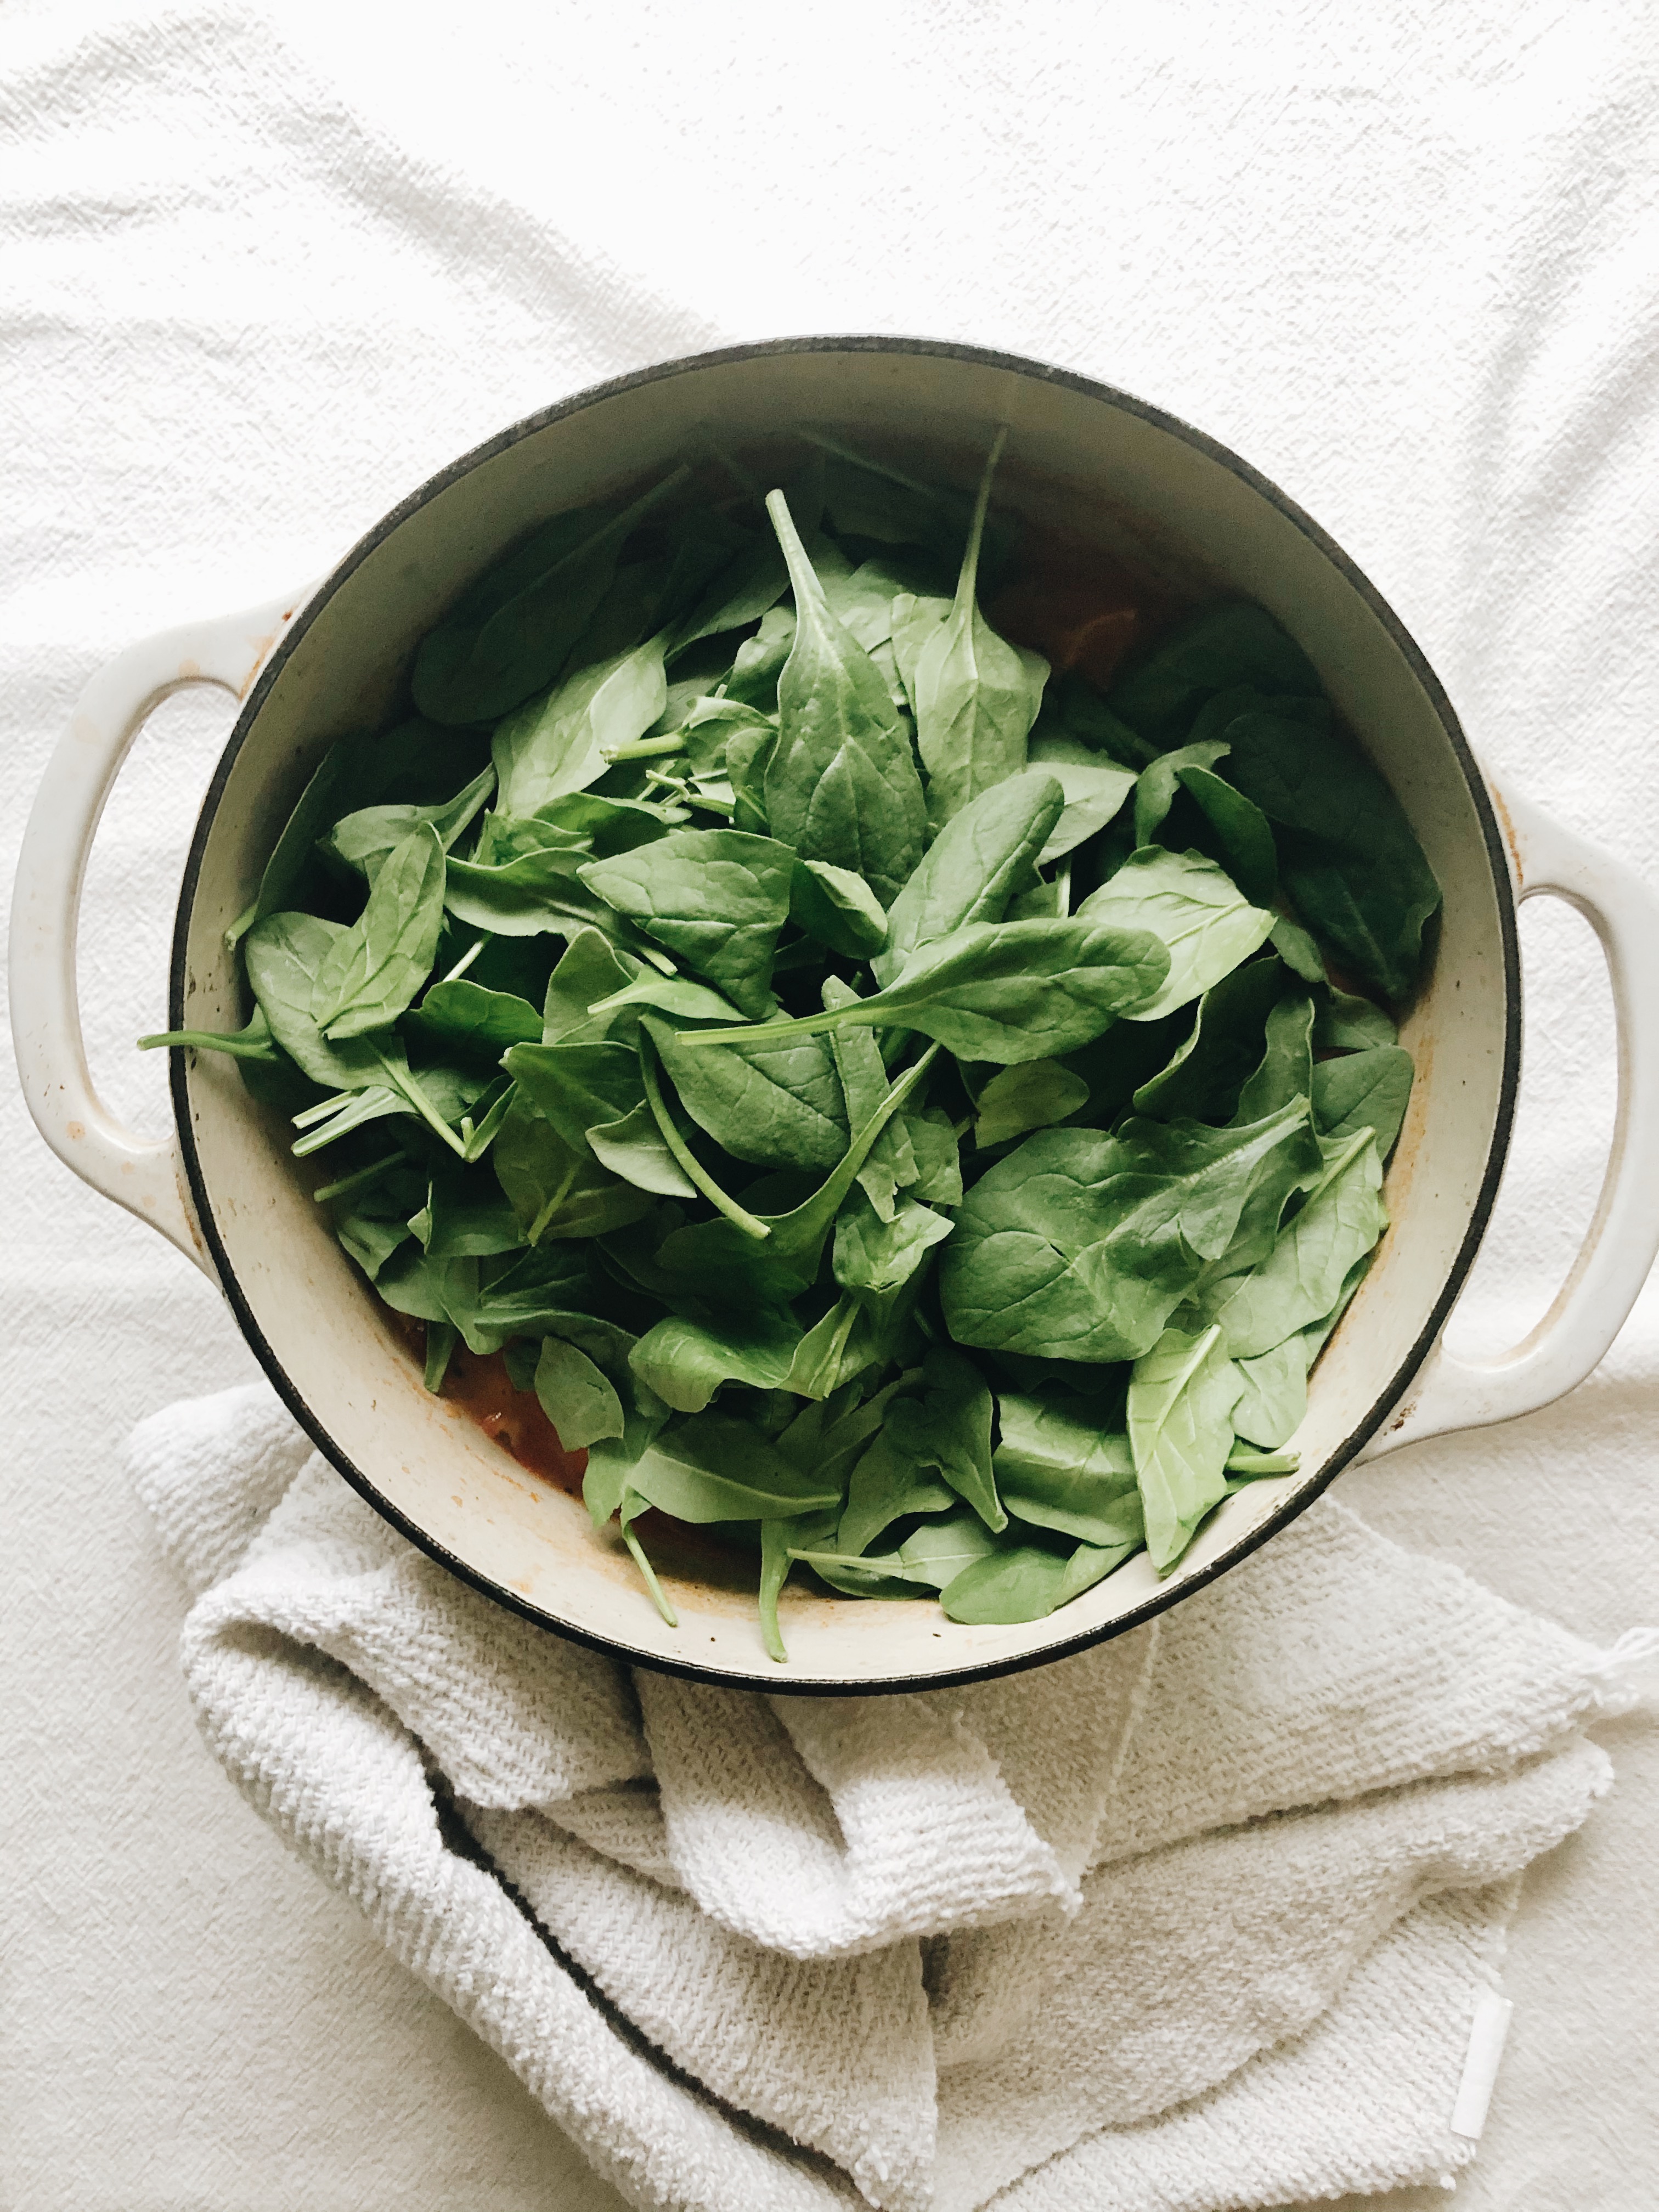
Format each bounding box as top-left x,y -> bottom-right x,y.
8,590 -> 311,1276
1366,786 -> 1659,1455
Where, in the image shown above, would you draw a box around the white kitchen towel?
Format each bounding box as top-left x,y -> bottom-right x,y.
129,1381 -> 1643,2212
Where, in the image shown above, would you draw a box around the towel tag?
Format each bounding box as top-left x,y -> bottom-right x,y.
1450,1987 -> 1514,2140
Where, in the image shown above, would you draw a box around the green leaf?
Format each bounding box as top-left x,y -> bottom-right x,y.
885,1345 -> 1005,1532
759,1506 -> 838,1663
1132,958 -> 1285,1123
493,633 -> 671,814
321,765 -> 496,879
763,489 -> 926,906
534,1337 -> 625,1451
541,927 -> 642,1042
624,1412 -> 842,1522
1076,847 -> 1274,1022
406,978 -> 541,1058
833,1189 -> 953,1303
412,472 -> 686,724
789,858 -> 889,958
1269,911 -> 1327,983
1106,603 -> 1321,747
940,1099 -> 1317,1363
1314,988 -> 1396,1051
586,972 -> 746,1029
1220,708 -> 1442,1000
308,825 -> 448,1040
875,768 -> 1064,987
628,1308 -> 803,1415
648,1047 -> 939,1305
1026,737 -> 1136,865
585,1100 -> 698,1197
1128,1323 -> 1244,1572
1176,765 -> 1279,907
910,429 -> 1049,828
993,1394 -> 1144,1547
246,912 -> 391,1090
836,1423 -> 953,1556
504,1039 -> 644,1157
442,850 -> 633,941
1234,989 -> 1314,1122
669,538 -> 789,662
724,606 -> 795,710
973,1059 -> 1090,1149
1134,739 -> 1231,848
580,828 -> 793,1018
139,1005 -> 286,1066
1201,1127 -> 1386,1357
940,1538 -> 1130,1624
682,916 -> 1169,1066
1313,1045 -> 1414,1158
410,1166 -> 526,1258
798,1509 -> 1000,1593
647,1013 -> 848,1173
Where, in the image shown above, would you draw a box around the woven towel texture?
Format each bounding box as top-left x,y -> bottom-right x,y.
128,1382 -> 1629,2212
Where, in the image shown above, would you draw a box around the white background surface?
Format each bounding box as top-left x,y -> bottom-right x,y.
3,3 -> 1657,2206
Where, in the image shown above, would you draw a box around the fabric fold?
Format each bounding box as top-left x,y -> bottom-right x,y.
128,1383 -> 1630,2212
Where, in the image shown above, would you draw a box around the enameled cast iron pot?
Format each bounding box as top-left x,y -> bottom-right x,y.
15,338 -> 1659,1692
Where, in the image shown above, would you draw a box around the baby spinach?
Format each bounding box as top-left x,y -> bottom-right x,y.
1128,1323 -> 1243,1572
972,1059 -> 1090,1149
492,634 -> 671,815
308,825 -> 448,1040
156,455 -> 1426,1660
646,1014 -> 848,1173
413,471 -> 686,724
1313,1044 -> 1414,1159
685,916 -> 1169,1066
1201,1127 -> 1385,1357
875,769 -> 1064,986
763,490 -> 926,906
534,1337 -> 625,1451
1077,847 -> 1274,1022
940,1097 -> 1313,1363
581,829 -> 793,1018
909,428 -> 1049,828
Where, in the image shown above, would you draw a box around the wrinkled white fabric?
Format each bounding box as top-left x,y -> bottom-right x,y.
8,6 -> 1659,2211
121,1381 -> 1636,2212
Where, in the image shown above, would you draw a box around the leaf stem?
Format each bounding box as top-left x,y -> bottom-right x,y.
637,1036 -> 772,1240
608,733 -> 686,761
954,424 -> 1008,618
312,1150 -> 406,1205
618,1500 -> 679,1626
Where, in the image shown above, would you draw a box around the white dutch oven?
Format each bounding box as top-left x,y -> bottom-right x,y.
14,339 -> 1659,1692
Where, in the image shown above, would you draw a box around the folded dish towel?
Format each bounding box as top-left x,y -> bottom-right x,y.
129,1383 -> 1649,2212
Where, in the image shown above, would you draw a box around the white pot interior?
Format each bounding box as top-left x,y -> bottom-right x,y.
173,343 -> 1516,1688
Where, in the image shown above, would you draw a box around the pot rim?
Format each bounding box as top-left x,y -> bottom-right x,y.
168,334 -> 1523,1693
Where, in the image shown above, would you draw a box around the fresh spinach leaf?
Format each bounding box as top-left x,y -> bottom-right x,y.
581,829 -> 793,1018
685,916 -> 1168,1066
1128,1322 -> 1243,1572
972,1059 -> 1090,1149
624,1412 -> 842,1522
647,1014 -> 848,1173
876,769 -> 1064,986
1106,603 -> 1321,747
1026,737 -> 1136,866
1314,988 -> 1396,1051
405,978 -> 541,1058
1134,739 -> 1231,848
909,429 -> 1049,828
585,1100 -> 698,1198
1176,765 -> 1279,907
1234,989 -> 1314,1121
629,1308 -> 803,1415
1132,958 -> 1284,1123
763,490 -> 927,906
833,1189 -> 953,1303
789,859 -> 889,958
413,472 -> 686,724
883,1345 -> 1005,1532
503,1039 -> 644,1156
940,1537 -> 1130,1624
309,826 -> 447,1040
1313,1044 -> 1414,1158
534,1336 -> 625,1451
940,1098 -> 1315,1363
992,1393 -> 1144,1546
321,766 -> 496,881
1076,847 -> 1274,1022
1201,1126 -> 1385,1357
493,633 -> 671,815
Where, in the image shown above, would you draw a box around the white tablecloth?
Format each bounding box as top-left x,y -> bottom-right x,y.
3,4 -> 1657,2207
